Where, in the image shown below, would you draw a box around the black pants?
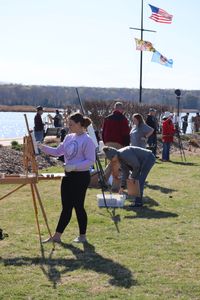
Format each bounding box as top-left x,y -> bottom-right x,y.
56,171 -> 90,235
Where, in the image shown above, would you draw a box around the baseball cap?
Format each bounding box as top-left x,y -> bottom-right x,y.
36,106 -> 43,111
103,147 -> 118,160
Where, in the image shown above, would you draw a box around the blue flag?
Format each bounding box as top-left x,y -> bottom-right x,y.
151,50 -> 173,68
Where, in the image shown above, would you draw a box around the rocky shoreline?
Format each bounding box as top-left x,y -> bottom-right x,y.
0,146 -> 62,174
0,134 -> 200,175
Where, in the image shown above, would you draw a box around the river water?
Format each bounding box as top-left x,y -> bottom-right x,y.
0,111 -> 197,139
0,112 -> 50,138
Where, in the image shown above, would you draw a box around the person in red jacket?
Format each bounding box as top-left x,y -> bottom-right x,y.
161,112 -> 176,162
102,102 -> 130,148
102,101 -> 130,191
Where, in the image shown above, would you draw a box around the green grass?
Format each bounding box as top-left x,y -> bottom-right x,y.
0,154 -> 200,300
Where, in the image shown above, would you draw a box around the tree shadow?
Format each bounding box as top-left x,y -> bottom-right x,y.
0,242 -> 136,289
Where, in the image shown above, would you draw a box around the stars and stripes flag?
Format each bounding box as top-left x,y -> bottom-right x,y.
135,38 -> 155,51
149,4 -> 173,24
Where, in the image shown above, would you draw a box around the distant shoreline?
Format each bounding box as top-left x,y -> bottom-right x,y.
0,104 -> 198,113
0,137 -> 23,146
0,105 -> 56,112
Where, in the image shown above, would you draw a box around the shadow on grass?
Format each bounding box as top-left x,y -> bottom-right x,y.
169,161 -> 198,166
0,242 -> 136,289
145,183 -> 176,194
123,196 -> 178,219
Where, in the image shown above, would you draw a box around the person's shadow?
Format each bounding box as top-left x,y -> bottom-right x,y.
0,243 -> 136,289
145,183 -> 176,194
124,196 -> 178,219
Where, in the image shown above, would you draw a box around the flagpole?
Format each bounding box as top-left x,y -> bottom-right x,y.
130,0 -> 156,103
139,0 -> 144,103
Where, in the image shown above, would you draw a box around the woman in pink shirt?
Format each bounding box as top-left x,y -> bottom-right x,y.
39,112 -> 96,243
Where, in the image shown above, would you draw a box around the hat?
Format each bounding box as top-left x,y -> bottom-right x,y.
149,108 -> 156,112
162,111 -> 172,119
103,147 -> 118,160
36,105 -> 43,111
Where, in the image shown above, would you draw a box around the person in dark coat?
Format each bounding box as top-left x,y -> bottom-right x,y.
146,108 -> 158,156
34,106 -> 45,142
181,112 -> 189,134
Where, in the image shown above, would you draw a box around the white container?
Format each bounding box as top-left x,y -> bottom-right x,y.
97,193 -> 125,208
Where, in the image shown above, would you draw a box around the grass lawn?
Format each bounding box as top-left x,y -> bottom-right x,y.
0,154 -> 200,300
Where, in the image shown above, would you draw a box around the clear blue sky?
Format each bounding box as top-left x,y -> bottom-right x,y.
0,0 -> 199,90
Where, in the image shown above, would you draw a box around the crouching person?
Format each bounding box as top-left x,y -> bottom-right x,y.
103,146 -> 155,207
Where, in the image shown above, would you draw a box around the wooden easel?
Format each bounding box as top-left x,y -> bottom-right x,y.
0,115 -> 54,248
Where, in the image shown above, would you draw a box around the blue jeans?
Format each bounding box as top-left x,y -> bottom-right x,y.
34,130 -> 44,142
135,153 -> 156,205
147,134 -> 157,156
162,142 -> 171,161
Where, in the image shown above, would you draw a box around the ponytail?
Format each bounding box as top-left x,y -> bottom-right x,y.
69,112 -> 92,128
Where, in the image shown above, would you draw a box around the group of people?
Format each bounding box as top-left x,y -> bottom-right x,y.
181,112 -> 200,134
34,106 -> 69,142
33,102 -> 184,244
101,102 -> 175,207
102,102 -> 176,163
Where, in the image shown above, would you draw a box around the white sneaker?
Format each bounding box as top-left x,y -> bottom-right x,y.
42,237 -> 61,244
73,236 -> 88,243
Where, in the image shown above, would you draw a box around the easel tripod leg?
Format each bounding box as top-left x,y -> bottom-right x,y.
33,183 -> 55,249
30,183 -> 42,244
0,184 -> 26,201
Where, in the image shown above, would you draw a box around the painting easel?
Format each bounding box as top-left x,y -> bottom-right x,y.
0,115 -> 54,248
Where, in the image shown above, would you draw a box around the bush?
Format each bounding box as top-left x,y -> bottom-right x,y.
11,140 -> 23,151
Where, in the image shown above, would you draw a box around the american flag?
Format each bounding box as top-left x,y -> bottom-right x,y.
149,4 -> 173,24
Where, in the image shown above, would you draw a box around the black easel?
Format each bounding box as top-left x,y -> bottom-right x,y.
175,89 -> 186,162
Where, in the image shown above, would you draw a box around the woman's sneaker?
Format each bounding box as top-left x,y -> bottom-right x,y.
73,236 -> 88,243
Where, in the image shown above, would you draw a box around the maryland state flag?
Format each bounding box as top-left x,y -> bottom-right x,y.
135,38 -> 155,51
151,50 -> 173,68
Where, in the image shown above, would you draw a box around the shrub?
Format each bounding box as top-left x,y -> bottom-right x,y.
11,140 -> 23,151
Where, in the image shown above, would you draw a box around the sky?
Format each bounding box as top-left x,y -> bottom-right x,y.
0,0 -> 199,90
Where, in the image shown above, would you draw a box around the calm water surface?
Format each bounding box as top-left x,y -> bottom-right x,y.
0,112 -> 49,138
